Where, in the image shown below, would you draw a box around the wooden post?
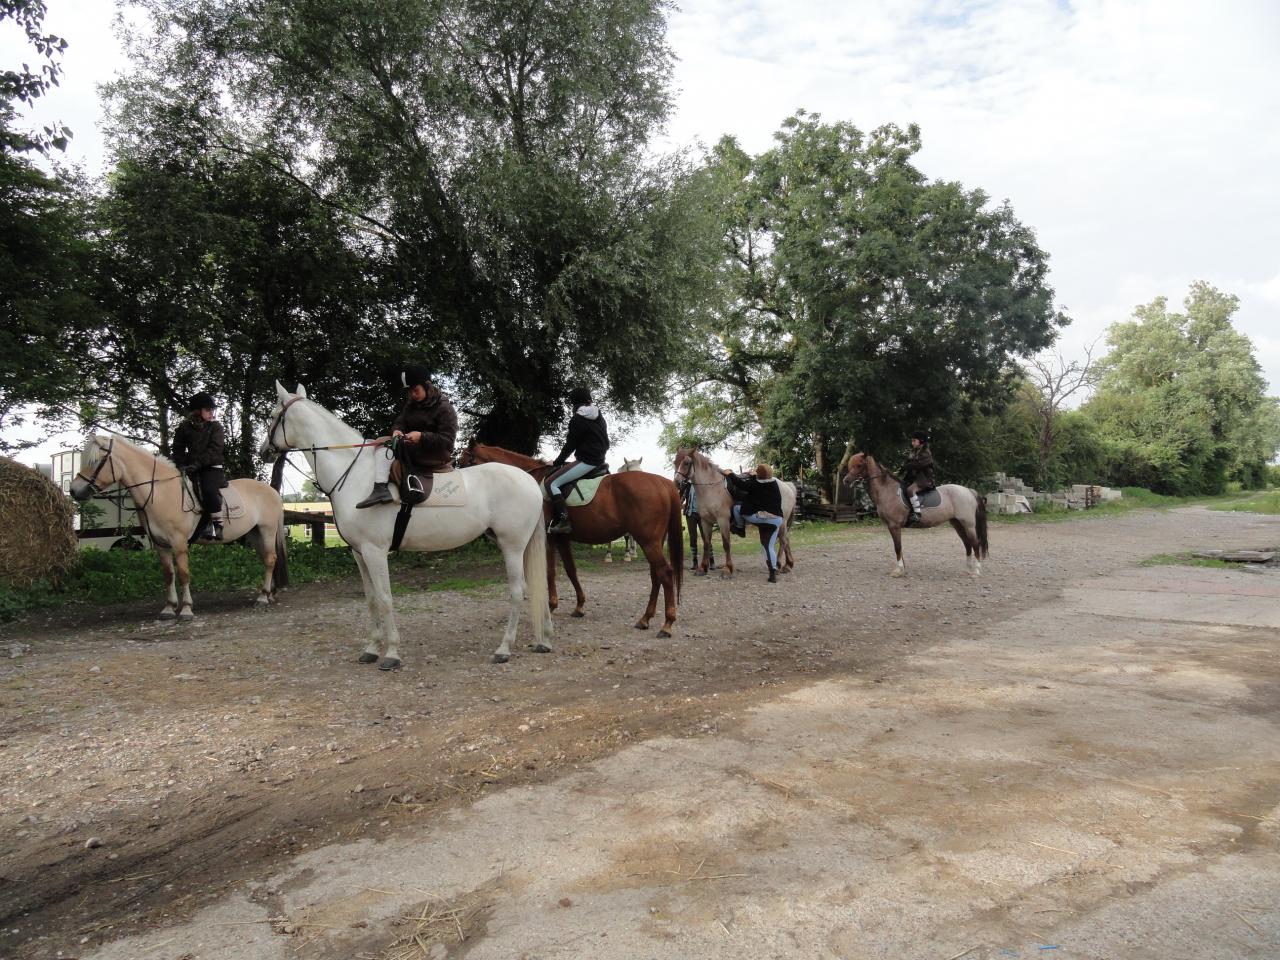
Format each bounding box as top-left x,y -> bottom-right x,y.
311,519 -> 325,547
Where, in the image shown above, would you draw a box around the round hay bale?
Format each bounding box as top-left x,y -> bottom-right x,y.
0,456 -> 78,589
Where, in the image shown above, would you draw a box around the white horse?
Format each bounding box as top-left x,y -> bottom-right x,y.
259,383 -> 552,668
603,455 -> 643,563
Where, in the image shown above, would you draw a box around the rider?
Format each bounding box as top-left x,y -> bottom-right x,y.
901,430 -> 936,525
172,391 -> 227,541
722,463 -> 784,583
547,387 -> 610,535
681,479 -> 714,570
355,366 -> 458,509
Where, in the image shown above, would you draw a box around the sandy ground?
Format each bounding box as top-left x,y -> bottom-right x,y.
1,505 -> 1278,960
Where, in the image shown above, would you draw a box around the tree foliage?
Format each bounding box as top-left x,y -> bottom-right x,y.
118,0 -> 715,452
674,114 -> 1064,494
1084,282 -> 1278,494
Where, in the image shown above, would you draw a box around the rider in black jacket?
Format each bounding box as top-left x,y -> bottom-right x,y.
172,392 -> 226,540
547,387 -> 610,534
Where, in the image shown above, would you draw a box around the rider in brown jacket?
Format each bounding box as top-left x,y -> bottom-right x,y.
172,391 -> 227,540
356,366 -> 458,508
901,430 -> 935,525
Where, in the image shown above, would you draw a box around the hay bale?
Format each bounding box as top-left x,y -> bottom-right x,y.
0,456 -> 78,588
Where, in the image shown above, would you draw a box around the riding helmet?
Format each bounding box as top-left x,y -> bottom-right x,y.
401,366 -> 431,390
187,391 -> 216,412
911,430 -> 930,444
569,387 -> 592,408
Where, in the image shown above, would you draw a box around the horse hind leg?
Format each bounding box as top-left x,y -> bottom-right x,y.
493,534 -> 538,663
244,527 -> 275,606
175,548 -> 196,620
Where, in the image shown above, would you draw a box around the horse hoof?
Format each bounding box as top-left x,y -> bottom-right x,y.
657,629 -> 671,639
634,622 -> 649,631
531,643 -> 552,653
158,611 -> 176,621
357,652 -> 378,664
177,611 -> 195,622
492,652 -> 510,664
570,610 -> 585,619
623,557 -> 633,563
378,657 -> 401,671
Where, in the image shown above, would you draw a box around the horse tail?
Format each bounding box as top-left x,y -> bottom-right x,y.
974,489 -> 989,559
667,483 -> 684,604
271,519 -> 290,590
524,511 -> 551,643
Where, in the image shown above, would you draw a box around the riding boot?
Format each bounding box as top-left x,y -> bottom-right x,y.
690,549 -> 700,570
767,567 -> 777,583
547,495 -> 572,535
356,482 -> 393,509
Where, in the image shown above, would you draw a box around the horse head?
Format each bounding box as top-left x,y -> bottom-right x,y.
69,435 -> 116,501
260,381 -> 311,461
843,451 -> 869,487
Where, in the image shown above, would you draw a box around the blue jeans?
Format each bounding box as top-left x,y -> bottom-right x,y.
549,460 -> 598,496
733,504 -> 784,568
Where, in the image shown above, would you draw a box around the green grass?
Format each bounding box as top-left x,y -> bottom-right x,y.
1140,552 -> 1233,569
1210,490 -> 1280,514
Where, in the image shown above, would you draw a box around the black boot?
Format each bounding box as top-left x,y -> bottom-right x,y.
767,568 -> 777,583
690,552 -> 700,570
547,495 -> 572,535
209,521 -> 223,541
356,482 -> 393,509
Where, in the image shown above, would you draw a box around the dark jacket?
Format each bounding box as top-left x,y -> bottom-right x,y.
554,405 -> 610,466
173,417 -> 225,470
726,474 -> 783,517
901,446 -> 935,491
392,385 -> 458,471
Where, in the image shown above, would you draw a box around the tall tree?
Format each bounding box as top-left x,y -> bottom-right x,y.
1024,341 -> 1100,488
1086,282 -> 1276,494
677,114 -> 1064,494
122,0 -> 716,452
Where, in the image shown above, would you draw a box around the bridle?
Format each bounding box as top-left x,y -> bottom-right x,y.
265,395 -> 378,497
674,453 -> 725,488
73,438 -> 172,512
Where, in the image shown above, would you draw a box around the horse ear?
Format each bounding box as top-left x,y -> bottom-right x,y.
295,383 -> 308,399
275,380 -> 290,401
636,456 -> 643,464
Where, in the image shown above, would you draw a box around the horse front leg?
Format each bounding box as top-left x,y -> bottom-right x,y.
361,550 -> 401,670
175,548 -> 195,621
352,549 -> 385,665
888,524 -> 906,577
557,536 -> 586,617
157,549 -> 178,620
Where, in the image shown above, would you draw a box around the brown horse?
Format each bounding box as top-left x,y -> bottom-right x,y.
844,452 -> 988,578
460,443 -> 684,636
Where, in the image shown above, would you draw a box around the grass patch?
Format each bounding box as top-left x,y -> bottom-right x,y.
1210,490 -> 1280,514
1140,552 -> 1233,569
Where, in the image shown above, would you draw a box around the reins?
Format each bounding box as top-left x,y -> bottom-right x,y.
266,395 -> 375,498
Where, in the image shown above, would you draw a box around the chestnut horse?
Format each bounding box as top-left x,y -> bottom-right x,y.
844,452 -> 988,578
460,443 -> 683,637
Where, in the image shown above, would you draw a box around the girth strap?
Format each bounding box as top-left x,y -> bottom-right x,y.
390,501 -> 414,552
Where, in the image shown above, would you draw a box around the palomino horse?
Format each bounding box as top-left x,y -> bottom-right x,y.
69,434 -> 288,620
603,456 -> 643,564
672,448 -> 796,578
260,384 -> 552,667
844,452 -> 988,578
459,443 -> 683,637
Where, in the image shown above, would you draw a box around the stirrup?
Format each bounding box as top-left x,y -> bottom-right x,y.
547,517 -> 572,535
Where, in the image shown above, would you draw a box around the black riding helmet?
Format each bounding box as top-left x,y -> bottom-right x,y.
911,430 -> 930,444
187,391 -> 216,412
568,387 -> 592,409
401,366 -> 431,390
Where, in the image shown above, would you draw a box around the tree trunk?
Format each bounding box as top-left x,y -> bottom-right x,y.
814,430 -> 829,503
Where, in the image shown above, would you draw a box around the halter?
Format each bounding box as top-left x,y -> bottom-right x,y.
676,453 -> 730,488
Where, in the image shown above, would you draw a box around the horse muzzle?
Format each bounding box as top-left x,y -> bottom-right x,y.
69,480 -> 93,502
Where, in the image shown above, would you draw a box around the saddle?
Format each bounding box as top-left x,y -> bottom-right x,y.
183,475 -> 246,520
386,461 -> 467,552
542,463 -> 610,507
900,487 -> 943,510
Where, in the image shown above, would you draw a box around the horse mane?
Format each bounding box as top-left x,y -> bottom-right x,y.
471,443 -> 551,470
86,432 -> 178,471
864,453 -> 899,483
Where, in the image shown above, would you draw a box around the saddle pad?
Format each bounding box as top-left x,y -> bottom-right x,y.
183,475 -> 246,520
542,475 -> 606,507
899,487 -> 943,509
387,463 -> 467,507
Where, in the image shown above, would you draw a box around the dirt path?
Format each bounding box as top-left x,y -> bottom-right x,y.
2,506 -> 1277,959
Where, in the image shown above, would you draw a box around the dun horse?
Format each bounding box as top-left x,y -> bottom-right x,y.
672,448 -> 796,578
844,452 -> 988,577
69,434 -> 288,620
460,443 -> 683,637
260,385 -> 552,667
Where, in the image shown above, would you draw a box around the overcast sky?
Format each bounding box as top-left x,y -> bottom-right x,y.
5,0 -> 1279,477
